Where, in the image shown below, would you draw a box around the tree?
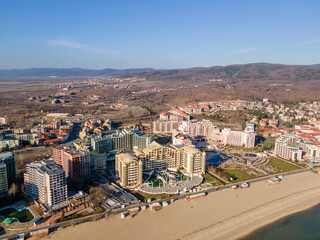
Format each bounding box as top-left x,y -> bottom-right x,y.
61,211 -> 66,220
89,186 -> 108,206
284,122 -> 293,128
8,183 -> 18,197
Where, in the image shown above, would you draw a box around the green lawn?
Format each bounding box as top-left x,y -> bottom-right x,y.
0,208 -> 34,223
130,190 -> 177,202
267,157 -> 301,172
220,169 -> 252,182
203,173 -> 215,182
152,179 -> 163,187
203,173 -> 221,186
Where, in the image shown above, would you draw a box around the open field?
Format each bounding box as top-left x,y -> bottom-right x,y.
220,168 -> 253,182
14,147 -> 52,174
267,157 -> 301,172
202,173 -> 221,186
3,64 -> 320,128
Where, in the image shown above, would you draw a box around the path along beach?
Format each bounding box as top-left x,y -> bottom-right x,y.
45,171 -> 320,240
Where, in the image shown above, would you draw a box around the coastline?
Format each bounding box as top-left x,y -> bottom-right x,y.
239,202 -> 320,240
182,185 -> 320,240
44,171 -> 320,240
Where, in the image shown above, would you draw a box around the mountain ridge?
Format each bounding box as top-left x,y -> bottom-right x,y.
0,67 -> 156,77
1,63 -> 320,82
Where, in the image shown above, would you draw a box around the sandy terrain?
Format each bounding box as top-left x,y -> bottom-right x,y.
45,171 -> 320,240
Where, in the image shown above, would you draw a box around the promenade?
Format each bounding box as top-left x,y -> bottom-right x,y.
44,170 -> 320,240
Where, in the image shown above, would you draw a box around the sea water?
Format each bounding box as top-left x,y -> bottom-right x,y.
245,204 -> 320,240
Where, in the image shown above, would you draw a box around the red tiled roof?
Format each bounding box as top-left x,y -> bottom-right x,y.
43,138 -> 61,143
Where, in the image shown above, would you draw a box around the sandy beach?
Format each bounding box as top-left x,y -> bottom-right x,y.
45,171 -> 320,240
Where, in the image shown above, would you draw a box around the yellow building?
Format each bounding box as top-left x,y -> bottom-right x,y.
135,141 -> 205,176
115,153 -> 143,188
116,141 -> 206,188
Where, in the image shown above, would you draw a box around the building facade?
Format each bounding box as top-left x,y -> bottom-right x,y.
90,152 -> 114,169
221,129 -> 255,148
0,152 -> 16,188
172,130 -> 194,146
153,120 -> 181,134
91,136 -> 113,153
116,141 -> 206,188
0,116 -> 10,125
0,163 -> 8,199
115,153 -> 143,188
91,128 -> 154,153
178,120 -> 218,139
274,135 -> 303,161
53,147 -> 90,179
24,160 -> 67,207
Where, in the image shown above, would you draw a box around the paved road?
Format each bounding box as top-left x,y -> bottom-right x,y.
1,167 -> 313,240
64,122 -> 82,143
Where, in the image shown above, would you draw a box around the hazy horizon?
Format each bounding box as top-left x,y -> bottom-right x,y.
0,62 -> 320,71
1,0 -> 320,69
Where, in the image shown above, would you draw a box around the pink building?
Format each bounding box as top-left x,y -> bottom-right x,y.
259,118 -> 268,127
269,119 -> 279,128
53,147 -> 90,178
172,130 -> 194,146
0,116 -> 10,125
159,108 -> 190,121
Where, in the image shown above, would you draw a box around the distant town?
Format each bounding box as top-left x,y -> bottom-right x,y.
0,95 -> 320,239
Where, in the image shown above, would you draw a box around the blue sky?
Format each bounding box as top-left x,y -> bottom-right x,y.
0,0 -> 320,69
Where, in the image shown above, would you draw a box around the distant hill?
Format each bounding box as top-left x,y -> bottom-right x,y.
124,63 -> 320,84
0,68 -> 156,77
1,63 -> 320,83
308,64 -> 320,70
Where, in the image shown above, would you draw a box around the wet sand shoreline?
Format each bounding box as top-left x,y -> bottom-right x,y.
45,171 -> 320,240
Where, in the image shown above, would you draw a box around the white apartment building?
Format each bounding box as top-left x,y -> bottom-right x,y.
24,160 -> 67,208
274,134 -> 320,161
178,120 -> 218,139
221,129 -> 255,148
274,135 -> 303,161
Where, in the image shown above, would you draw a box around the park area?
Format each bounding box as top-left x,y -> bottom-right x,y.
0,207 -> 34,223
212,156 -> 301,183
202,173 -> 222,186
220,168 -> 255,182
263,157 -> 301,173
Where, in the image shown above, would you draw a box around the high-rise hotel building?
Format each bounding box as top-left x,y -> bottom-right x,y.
91,128 -> 154,153
115,153 -> 143,188
0,163 -> 8,199
274,134 -> 303,161
0,152 -> 16,199
24,160 -> 67,207
116,141 -> 206,188
53,146 -> 90,179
